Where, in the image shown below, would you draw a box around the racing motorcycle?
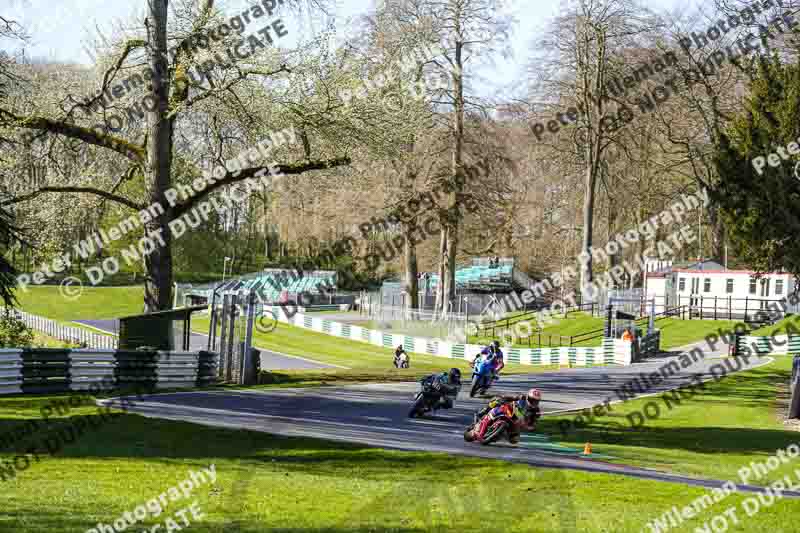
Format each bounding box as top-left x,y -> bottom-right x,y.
470,355 -> 495,397
394,352 -> 410,368
408,377 -> 446,418
463,400 -> 521,446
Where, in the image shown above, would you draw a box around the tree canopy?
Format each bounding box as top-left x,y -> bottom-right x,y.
713,55 -> 800,277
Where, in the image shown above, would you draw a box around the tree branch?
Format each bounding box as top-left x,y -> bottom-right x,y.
174,156 -> 351,216
0,109 -> 146,164
2,186 -> 146,211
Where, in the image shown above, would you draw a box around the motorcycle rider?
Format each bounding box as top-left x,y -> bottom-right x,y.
470,388 -> 542,444
472,340 -> 505,381
421,368 -> 463,409
394,345 -> 409,368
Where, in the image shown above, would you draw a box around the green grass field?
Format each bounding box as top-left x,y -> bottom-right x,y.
29,331 -> 77,349
471,311 -> 739,350
542,356 -> 799,483
751,314 -> 800,336
14,286 -> 144,321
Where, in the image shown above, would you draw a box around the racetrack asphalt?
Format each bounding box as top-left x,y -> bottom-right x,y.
100,351 -> 798,496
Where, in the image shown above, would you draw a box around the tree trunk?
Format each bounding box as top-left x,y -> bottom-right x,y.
438,222 -> 458,316
606,194 -> 617,274
435,229 -> 447,314
435,16 -> 465,319
580,164 -> 597,299
401,159 -> 419,311
708,205 -> 725,264
403,224 -> 419,311
142,0 -> 175,312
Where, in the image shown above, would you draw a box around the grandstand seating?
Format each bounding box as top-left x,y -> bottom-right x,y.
424,260 -> 516,291
179,269 -> 338,305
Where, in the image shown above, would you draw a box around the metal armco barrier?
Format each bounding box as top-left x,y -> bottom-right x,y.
0,349 -> 218,395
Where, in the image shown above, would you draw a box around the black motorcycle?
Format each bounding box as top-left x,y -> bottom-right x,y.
408,378 -> 448,418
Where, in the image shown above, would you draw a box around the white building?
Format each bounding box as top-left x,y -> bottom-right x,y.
645,260 -> 795,319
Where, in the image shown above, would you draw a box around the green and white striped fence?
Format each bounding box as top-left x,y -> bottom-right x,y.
737,334 -> 800,356
271,307 -> 635,366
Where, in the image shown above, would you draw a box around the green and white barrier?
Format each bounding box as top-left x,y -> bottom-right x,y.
271,307 -> 634,367
737,334 -> 800,355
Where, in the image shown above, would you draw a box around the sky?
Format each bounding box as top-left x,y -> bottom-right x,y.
2,0 -> 688,97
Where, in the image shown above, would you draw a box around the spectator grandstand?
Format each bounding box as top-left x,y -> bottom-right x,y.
175,269 -> 350,309
379,257 -> 537,315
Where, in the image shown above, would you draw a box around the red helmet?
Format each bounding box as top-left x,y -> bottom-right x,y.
526,388 -> 542,406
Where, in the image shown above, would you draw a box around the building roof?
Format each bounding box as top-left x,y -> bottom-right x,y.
672,260 -> 725,271
647,259 -> 789,277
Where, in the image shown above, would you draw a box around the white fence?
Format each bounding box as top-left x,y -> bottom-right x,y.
14,310 -> 118,349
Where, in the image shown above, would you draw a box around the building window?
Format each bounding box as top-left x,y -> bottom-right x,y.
726,279 -> 734,294
749,278 -> 757,295
679,277 -> 685,292
776,280 -> 784,295
704,279 -> 711,293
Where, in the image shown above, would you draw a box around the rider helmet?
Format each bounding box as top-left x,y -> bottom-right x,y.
449,368 -> 462,384
526,388 -> 542,407
491,340 -> 501,351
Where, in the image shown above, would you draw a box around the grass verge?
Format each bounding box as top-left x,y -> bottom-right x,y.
541,356 -> 800,484
14,286 -> 144,321
471,312 -> 739,350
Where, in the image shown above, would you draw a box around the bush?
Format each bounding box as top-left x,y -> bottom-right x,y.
0,308 -> 33,348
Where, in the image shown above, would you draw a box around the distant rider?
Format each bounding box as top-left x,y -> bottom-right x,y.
421,368 -> 462,409
394,345 -> 409,368
471,388 -> 542,444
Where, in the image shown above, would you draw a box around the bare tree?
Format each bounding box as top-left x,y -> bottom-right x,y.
530,0 -> 656,299
0,0 -> 350,310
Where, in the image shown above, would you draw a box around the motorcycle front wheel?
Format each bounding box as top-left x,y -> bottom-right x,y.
480,420 -> 509,445
470,376 -> 483,398
408,394 -> 426,418
463,425 -> 476,442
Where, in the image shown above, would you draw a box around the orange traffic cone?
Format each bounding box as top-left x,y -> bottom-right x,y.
582,442 -> 592,455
